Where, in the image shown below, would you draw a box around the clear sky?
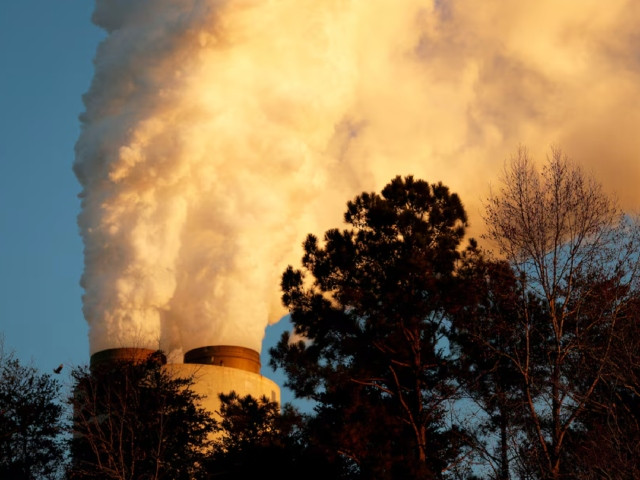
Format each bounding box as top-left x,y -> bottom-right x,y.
1,1 -> 639,408
0,1 -> 100,369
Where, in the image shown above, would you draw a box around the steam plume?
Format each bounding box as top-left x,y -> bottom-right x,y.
75,0 -> 640,358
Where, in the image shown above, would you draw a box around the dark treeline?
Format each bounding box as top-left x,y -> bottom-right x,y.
1,148 -> 639,479
270,148 -> 640,479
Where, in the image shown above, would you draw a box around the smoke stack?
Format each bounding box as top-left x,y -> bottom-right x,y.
184,346 -> 260,374
90,348 -> 166,370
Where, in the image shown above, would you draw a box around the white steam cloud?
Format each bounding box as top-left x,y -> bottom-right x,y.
76,0 -> 640,358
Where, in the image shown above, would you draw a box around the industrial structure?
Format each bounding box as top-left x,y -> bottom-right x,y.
89,345 -> 280,417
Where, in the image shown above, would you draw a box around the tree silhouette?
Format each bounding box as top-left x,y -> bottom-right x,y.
0,342 -> 64,480
271,176 -> 473,479
483,147 -> 640,479
452,255 -> 539,479
68,352 -> 216,480
207,392 -> 344,480
568,281 -> 640,479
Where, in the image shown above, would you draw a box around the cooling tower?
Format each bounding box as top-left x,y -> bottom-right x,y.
168,345 -> 280,416
89,345 -> 280,419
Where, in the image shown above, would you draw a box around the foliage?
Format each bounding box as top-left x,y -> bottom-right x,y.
270,175 -> 473,479
0,344 -> 65,480
569,289 -> 640,479
482,147 -> 640,479
67,352 -> 216,480
207,392 -> 345,480
452,254 -> 538,479
215,391 -> 281,454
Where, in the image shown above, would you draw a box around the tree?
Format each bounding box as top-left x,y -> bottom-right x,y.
207,393 -> 342,480
0,342 -> 64,479
483,147 -> 640,479
270,176 -> 472,479
569,286 -> 640,479
215,392 -> 281,455
452,255 -> 535,479
67,352 -> 217,480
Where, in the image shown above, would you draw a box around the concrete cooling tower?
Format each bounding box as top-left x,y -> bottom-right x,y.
170,345 -> 280,414
89,346 -> 280,417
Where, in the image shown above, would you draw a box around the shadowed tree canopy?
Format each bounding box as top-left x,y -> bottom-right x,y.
0,342 -> 64,480
480,147 -> 640,479
568,280 -> 640,479
270,176 -> 473,479
207,392 -> 345,480
68,352 -> 217,480
452,252 -> 550,480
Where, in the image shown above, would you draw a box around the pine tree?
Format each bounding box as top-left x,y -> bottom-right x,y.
271,176 -> 473,479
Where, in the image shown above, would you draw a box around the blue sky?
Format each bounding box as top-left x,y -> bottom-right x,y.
0,1 -> 295,402
0,1 -> 99,368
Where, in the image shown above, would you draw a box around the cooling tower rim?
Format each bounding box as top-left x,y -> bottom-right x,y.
90,347 -> 166,369
184,345 -> 261,374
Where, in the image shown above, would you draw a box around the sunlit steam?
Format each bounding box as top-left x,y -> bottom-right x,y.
75,0 -> 640,358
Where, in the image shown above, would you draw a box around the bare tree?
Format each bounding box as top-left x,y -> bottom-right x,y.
68,352 -> 216,480
483,146 -> 640,479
